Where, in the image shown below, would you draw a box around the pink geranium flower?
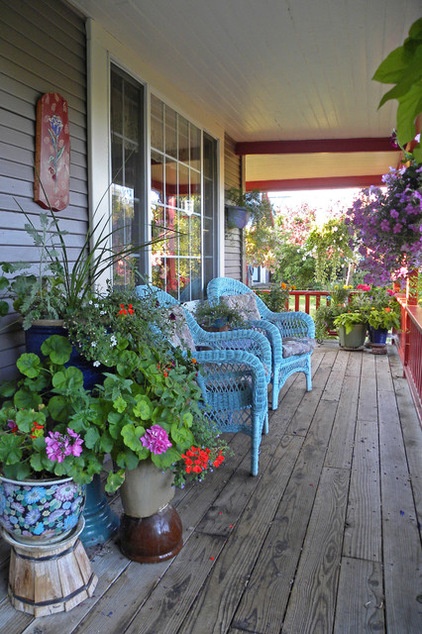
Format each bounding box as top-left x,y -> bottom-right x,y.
140,425 -> 172,454
45,428 -> 84,463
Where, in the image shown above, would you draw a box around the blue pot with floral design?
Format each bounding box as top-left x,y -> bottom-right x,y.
0,475 -> 86,545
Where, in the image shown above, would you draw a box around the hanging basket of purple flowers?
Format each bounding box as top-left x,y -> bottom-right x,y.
346,163 -> 422,286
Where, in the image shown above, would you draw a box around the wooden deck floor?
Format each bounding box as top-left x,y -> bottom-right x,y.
1,341 -> 422,633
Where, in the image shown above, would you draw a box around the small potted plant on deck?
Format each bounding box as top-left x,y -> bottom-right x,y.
333,309 -> 368,350
193,299 -> 246,331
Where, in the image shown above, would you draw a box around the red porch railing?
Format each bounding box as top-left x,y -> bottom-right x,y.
395,296 -> 422,422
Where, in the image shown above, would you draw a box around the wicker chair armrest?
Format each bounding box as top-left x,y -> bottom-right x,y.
266,311 -> 315,338
194,348 -> 268,407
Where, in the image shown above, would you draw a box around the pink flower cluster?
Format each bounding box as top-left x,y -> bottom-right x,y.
140,424 -> 172,454
45,428 -> 84,463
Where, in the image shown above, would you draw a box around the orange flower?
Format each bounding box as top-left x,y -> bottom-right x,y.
30,422 -> 44,439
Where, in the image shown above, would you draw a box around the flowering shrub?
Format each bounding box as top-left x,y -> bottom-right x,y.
346,163 -> 422,285
0,335 -> 105,483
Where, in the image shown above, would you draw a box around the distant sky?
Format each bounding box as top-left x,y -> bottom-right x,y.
269,188 -> 361,223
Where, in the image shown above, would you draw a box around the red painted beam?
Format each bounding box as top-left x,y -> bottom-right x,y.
236,137 -> 395,155
245,174 -> 385,192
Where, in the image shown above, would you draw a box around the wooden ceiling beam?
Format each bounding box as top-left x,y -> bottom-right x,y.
236,137 -> 395,155
245,174 -> 385,192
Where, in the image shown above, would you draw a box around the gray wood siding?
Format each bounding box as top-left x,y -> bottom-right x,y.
0,0 -> 87,381
224,134 -> 244,281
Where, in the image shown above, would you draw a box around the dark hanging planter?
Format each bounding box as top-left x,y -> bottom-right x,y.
225,205 -> 251,229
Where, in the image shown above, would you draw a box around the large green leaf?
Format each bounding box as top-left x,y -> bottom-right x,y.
16,353 -> 42,378
373,47 -> 406,84
41,334 -> 72,364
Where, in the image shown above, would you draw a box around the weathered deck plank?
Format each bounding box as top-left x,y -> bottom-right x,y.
1,342 -> 421,633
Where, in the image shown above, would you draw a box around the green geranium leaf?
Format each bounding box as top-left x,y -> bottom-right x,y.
133,394 -> 153,420
170,423 -> 194,448
105,469 -> 125,494
99,432 -> 114,454
0,380 -> 18,398
83,426 -> 100,449
14,388 -> 42,410
181,411 -> 193,427
15,408 -> 46,432
114,447 -> 140,471
151,446 -> 180,469
41,334 -> 72,364
113,395 -> 128,413
52,366 -> 85,392
47,394 -> 70,422
0,434 -> 23,464
16,353 -> 42,378
121,423 -> 147,453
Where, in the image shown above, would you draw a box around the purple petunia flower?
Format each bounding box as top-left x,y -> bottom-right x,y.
140,425 -> 172,454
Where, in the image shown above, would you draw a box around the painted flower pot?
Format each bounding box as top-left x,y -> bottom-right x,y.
368,326 -> 388,345
119,461 -> 183,563
338,324 -> 367,350
0,475 -> 86,545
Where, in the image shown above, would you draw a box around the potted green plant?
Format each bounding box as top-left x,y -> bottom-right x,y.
64,287 -> 228,561
225,188 -> 270,230
0,334 -> 106,544
333,310 -> 368,350
314,284 -> 354,340
193,299 -> 246,331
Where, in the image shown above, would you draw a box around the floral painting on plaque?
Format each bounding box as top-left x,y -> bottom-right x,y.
34,92 -> 70,211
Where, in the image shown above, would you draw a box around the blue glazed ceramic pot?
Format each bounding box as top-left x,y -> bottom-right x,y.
368,326 -> 388,345
0,475 -> 86,545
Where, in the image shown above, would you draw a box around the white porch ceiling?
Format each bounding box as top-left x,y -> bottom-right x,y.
68,0 -> 421,189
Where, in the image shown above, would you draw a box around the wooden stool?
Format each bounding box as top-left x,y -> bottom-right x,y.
2,518 -> 97,616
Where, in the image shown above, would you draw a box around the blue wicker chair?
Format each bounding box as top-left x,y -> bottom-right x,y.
136,285 -> 272,476
207,277 -> 316,410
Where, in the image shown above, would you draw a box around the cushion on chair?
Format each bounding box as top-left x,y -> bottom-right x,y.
166,305 -> 196,353
282,337 -> 316,358
221,294 -> 261,321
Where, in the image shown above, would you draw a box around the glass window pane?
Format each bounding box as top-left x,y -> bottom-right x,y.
165,158 -> 177,206
190,125 -> 201,169
150,95 -> 217,300
165,106 -> 177,159
178,116 -> 189,163
110,65 -> 145,286
151,150 -> 164,206
151,94 -> 164,152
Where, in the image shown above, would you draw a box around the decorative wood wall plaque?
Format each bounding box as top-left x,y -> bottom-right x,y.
34,93 -> 70,211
